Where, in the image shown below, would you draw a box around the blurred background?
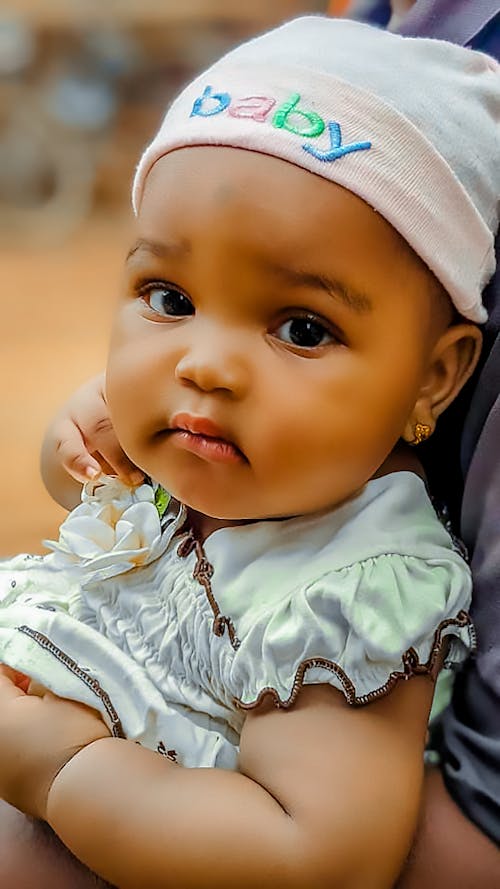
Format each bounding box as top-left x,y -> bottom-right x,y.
0,0 -> 388,554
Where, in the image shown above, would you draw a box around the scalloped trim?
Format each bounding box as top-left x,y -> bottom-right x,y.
234,610 -> 475,710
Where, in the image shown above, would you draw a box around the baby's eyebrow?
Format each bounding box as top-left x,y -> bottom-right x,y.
126,237 -> 191,262
264,260 -> 373,314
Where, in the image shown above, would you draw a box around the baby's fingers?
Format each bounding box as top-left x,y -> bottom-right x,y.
55,417 -> 102,483
0,664 -> 31,696
83,417 -> 144,485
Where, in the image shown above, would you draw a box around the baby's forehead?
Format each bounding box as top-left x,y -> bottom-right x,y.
143,145 -> 397,241
138,146 -> 440,320
142,145 -> 375,238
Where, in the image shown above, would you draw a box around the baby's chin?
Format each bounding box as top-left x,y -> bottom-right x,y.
164,485 -> 290,526
154,468 -> 368,525
176,493 -> 330,531
179,498 -> 268,525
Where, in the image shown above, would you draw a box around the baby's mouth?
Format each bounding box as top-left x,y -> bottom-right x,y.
166,413 -> 246,464
169,429 -> 245,464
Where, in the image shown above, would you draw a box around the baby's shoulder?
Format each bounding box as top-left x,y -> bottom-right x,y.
207,470 -> 467,619
200,472 -> 473,711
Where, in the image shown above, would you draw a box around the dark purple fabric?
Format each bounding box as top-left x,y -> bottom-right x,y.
439,258 -> 500,845
394,2 -> 500,845
439,372 -> 500,843
397,0 -> 499,43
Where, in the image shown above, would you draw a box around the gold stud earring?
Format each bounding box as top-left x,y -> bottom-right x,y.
409,422 -> 432,446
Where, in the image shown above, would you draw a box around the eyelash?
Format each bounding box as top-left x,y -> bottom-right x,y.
136,280 -> 194,317
134,280 -> 344,349
273,313 -> 341,349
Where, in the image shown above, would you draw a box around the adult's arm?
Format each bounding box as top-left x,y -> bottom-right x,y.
396,768 -> 500,888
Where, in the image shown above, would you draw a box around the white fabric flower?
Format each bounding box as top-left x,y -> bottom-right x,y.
44,476 -> 182,584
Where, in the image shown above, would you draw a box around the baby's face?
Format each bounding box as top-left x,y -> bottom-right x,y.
107,146 -> 444,520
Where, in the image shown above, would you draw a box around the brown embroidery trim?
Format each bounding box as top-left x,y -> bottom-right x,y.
177,533 -> 241,651
17,625 -> 126,738
157,740 -> 178,762
234,610 -> 474,711
176,533 -> 196,559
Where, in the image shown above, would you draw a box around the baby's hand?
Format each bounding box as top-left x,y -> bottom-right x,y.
41,372 -> 144,509
0,664 -> 111,821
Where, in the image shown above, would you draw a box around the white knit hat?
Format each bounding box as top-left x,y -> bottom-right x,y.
133,16 -> 500,323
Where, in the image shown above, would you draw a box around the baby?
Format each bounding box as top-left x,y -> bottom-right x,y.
0,15 -> 498,889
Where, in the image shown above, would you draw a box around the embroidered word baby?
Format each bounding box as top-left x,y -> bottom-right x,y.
190,85 -> 372,163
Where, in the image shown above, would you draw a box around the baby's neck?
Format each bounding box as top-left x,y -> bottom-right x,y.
186,443 -> 425,542
186,510 -> 255,542
372,442 -> 426,481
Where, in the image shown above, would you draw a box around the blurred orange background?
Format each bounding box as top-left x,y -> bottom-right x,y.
0,0 -> 360,555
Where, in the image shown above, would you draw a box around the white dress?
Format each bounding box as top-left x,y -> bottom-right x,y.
0,472 -> 473,770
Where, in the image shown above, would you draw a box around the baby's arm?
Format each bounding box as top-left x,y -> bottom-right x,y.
42,678 -> 433,889
40,373 -> 143,511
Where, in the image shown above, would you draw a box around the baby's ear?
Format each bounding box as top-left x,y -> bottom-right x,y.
402,323 -> 482,443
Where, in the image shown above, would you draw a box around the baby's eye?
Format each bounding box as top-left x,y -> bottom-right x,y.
139,283 -> 194,317
274,315 -> 335,349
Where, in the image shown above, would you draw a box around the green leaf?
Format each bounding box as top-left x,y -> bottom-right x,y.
154,486 -> 171,518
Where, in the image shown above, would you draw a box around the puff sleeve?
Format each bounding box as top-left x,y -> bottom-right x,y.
225,551 -> 474,710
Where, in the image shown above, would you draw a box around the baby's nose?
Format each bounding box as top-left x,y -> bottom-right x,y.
174,328 -> 249,397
